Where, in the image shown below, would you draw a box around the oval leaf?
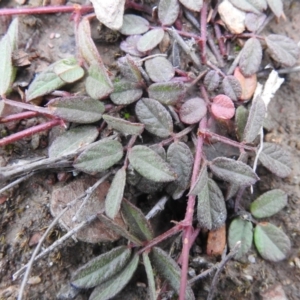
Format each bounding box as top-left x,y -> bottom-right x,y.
266,34 -> 299,67
53,62 -> 84,83
158,0 -> 180,26
89,254 -> 139,300
119,14 -> 149,35
228,0 -> 261,13
235,105 -> 249,141
118,55 -> 142,83
197,178 -> 227,230
48,126 -> 98,158
105,167 -> 126,219
128,145 -> 176,182
103,114 -> 144,136
48,96 -> 105,123
258,142 -> 292,178
142,253 -> 156,300
179,97 -> 207,124
204,70 -> 220,92
222,76 -> 242,101
135,98 -> 173,137
245,12 -> 267,32
211,94 -> 235,120
228,218 -> 253,259
74,139 -> 123,175
254,222 -> 291,262
210,157 -> 259,186
239,38 -> 262,76
179,0 -> 203,12
250,189 -> 287,218
266,0 -> 283,18
234,67 -> 257,100
121,198 -> 154,242
110,80 -> 143,105
189,164 -> 208,196
148,82 -> 186,105
120,35 -> 145,57
150,247 -> 195,300
71,246 -> 131,288
137,28 -> 164,52
144,56 -> 175,82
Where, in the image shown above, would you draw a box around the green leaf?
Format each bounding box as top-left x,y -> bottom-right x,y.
85,64 -> 113,100
110,79 -> 143,105
74,139 -> 123,175
71,246 -> 131,289
179,0 -> 203,12
0,18 -> 18,96
142,253 -> 156,300
26,58 -> 84,101
48,126 -> 99,158
148,82 -> 186,105
235,105 -> 249,141
222,76 -> 242,101
166,142 -> 193,200
239,38 -> 262,76
254,222 -> 291,262
228,0 -> 261,13
179,97 -> 207,124
150,247 -> 195,300
105,167 -> 126,219
135,98 -> 173,138
266,0 -> 283,18
137,28 -> 164,52
228,218 -> 253,259
144,56 -> 175,82
258,143 -> 292,178
103,114 -> 144,136
204,70 -> 220,92
118,55 -> 143,83
158,0 -> 180,26
197,178 -> 227,230
189,163 -> 208,196
119,14 -> 149,35
250,189 -> 287,218
210,157 -> 259,186
243,96 -> 266,143
121,199 -> 154,242
89,254 -> 139,300
128,145 -> 176,182
47,96 -> 105,123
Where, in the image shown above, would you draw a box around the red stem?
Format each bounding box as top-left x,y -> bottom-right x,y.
214,24 -> 227,56
0,119 -> 62,147
199,0 -> 208,64
0,111 -> 39,123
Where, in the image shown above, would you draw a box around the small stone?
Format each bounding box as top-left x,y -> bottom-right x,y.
27,276 -> 41,285
29,232 -> 42,247
55,33 -> 61,39
260,284 -> 287,300
49,32 -> 55,39
248,254 -> 256,264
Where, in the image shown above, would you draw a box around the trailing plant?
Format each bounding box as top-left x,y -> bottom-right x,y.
0,0 -> 298,299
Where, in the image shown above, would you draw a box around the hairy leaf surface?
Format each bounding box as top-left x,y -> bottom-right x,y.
158,0 -> 180,26
266,0 -> 283,17
142,253 -> 156,300
179,97 -> 207,124
137,28 -> 164,52
145,56 -> 175,82
211,95 -> 235,120
179,0 -> 203,11
119,14 -> 149,35
189,163 -> 208,196
204,70 -> 220,92
118,55 -> 142,83
222,76 -> 242,101
110,80 -> 143,105
228,0 -> 261,13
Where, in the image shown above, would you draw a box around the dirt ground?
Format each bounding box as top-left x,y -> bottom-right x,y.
0,1 -> 300,299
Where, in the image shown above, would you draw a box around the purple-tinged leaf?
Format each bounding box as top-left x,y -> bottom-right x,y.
239,38 -> 262,76
228,0 -> 261,14
179,0 -> 203,12
105,167 -> 126,219
86,64 -> 113,100
110,80 -> 143,105
245,12 -> 267,32
228,218 -> 253,259
118,55 -> 142,83
158,0 -> 180,26
120,35 -> 145,57
189,163 -> 208,196
222,76 -> 242,101
71,246 -> 131,289
243,96 -> 266,143
254,222 -> 291,262
235,105 -> 249,141
250,189 -> 287,218
145,56 -> 175,82
197,178 -> 227,230
142,253 -> 156,300
49,126 -> 98,158
266,0 -> 283,18
121,198 -> 154,242
166,142 -> 193,200
73,140 -> 123,175
258,143 -> 292,178
211,95 -> 235,120
89,254 -> 139,300
135,98 -> 173,137
210,157 -> 259,186
266,34 -> 299,67
128,145 -> 176,182
148,82 -> 186,105
137,28 -> 164,52
119,14 -> 149,35
204,70 -> 220,92
103,114 -> 144,136
179,97 -> 207,124
150,247 -> 195,300
47,96 -> 105,123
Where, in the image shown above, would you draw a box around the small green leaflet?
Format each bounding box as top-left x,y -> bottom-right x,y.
73,139 -> 123,175
254,222 -> 291,262
158,0 -> 180,26
137,28 -> 164,52
110,80 -> 143,105
235,105 -> 249,141
144,56 -> 175,82
179,0 -> 203,12
118,55 -> 143,83
71,246 -> 131,288
204,70 -> 220,92
266,0 -> 283,18
179,97 -> 207,124
228,0 -> 261,14
142,253 -> 156,300
250,189 -> 287,218
128,145 -> 176,182
189,163 -> 208,196
119,14 -> 149,35
222,76 -> 242,101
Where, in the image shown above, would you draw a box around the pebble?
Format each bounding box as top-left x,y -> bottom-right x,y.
260,284 -> 288,300
55,33 -> 61,39
27,276 -> 41,285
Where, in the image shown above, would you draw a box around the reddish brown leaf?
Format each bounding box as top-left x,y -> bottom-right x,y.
211,95 -> 235,120
234,67 -> 257,100
206,225 -> 226,256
